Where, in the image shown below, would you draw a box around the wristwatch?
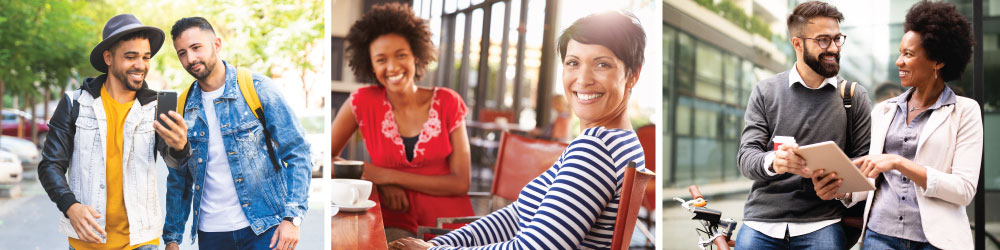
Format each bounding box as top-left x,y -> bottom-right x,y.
834,193 -> 850,201
284,216 -> 301,227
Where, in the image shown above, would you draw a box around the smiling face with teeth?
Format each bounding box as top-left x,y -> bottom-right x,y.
104,38 -> 152,92
793,17 -> 842,79
896,31 -> 944,88
369,33 -> 418,93
562,40 -> 638,129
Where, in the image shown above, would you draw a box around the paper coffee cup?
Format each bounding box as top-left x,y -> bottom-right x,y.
773,136 -> 796,150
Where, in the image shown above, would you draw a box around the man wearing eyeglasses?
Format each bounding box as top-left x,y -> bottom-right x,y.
735,1 -> 872,249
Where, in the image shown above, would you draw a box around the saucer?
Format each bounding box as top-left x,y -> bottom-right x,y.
330,205 -> 340,216
333,199 -> 376,212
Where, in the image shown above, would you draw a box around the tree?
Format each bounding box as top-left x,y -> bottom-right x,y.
0,0 -> 98,144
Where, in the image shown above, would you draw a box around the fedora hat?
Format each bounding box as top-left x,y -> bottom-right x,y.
89,14 -> 165,73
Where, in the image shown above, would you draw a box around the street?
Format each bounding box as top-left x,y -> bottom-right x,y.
0,161 -> 325,250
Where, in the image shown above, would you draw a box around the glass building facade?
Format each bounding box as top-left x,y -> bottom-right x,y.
663,24 -> 776,186
664,0 -> 1000,244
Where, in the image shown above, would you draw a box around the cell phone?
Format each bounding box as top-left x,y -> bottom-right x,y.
156,91 -> 178,129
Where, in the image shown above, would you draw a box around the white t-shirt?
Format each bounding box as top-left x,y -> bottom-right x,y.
198,86 -> 250,232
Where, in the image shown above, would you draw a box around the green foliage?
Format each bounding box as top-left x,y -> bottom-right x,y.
1,0 -> 323,97
693,0 -> 773,38
96,0 -> 324,91
0,0 -> 97,97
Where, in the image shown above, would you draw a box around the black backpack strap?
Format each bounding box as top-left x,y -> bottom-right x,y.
839,80 -> 857,154
254,107 -> 282,172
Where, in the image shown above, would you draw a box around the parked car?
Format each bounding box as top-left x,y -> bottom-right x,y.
0,136 -> 41,170
2,109 -> 49,146
0,149 -> 23,184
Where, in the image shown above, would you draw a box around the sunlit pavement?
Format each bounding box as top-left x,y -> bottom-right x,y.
0,160 -> 325,249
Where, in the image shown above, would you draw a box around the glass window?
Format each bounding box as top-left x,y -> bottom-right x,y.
724,55 -> 740,105
693,137 -> 723,182
677,33 -> 695,93
664,25 -> 676,184
453,13 -> 467,90
675,136 -> 694,185
676,98 -> 692,136
693,106 -> 717,138
695,43 -> 723,102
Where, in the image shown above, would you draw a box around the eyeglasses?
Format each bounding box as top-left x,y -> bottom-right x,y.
798,34 -> 847,49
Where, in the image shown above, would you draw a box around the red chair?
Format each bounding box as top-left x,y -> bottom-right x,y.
636,125 -> 656,211
610,162 -> 656,250
418,132 -> 568,239
477,109 -> 516,123
635,124 -> 656,243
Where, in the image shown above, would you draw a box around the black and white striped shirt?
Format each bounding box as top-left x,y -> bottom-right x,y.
429,127 -> 647,249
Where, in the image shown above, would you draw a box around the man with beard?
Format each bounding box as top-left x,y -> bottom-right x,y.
734,1 -> 872,249
38,14 -> 189,249
161,17 -> 311,250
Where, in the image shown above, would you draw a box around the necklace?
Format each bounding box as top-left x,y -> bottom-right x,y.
908,100 -> 930,112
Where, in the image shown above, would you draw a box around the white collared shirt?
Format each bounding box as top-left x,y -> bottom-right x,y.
749,64 -> 841,239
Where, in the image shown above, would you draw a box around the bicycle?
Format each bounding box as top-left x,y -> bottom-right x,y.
673,185 -> 738,250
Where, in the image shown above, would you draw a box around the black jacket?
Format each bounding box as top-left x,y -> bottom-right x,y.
37,75 -> 189,216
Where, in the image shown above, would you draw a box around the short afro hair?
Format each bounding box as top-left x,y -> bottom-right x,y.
904,0 -> 973,82
346,3 -> 436,84
558,11 -> 646,81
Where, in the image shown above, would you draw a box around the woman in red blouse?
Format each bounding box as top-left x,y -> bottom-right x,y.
332,3 -> 475,241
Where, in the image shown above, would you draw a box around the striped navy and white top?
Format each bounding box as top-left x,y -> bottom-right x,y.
429,127 -> 647,249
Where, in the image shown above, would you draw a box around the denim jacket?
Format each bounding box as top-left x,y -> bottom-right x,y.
37,75 -> 183,245
162,61 -> 312,244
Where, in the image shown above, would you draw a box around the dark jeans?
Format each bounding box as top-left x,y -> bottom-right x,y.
198,226 -> 276,250
734,222 -> 845,250
863,228 -> 940,250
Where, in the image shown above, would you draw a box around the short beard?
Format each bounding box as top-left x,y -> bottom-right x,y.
185,47 -> 219,82
803,45 -> 840,78
112,67 -> 145,91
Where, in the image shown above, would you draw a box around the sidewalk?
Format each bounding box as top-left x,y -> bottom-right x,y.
0,161 -> 326,249
662,180 -> 752,250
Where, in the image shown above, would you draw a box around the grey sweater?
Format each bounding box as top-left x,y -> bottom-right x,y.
737,70 -> 872,223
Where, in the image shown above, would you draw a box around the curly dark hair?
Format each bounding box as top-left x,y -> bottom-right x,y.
558,11 -> 645,81
904,0 -> 973,82
345,3 -> 436,84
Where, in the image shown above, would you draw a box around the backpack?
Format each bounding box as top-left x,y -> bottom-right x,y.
839,80 -> 858,152
177,68 -> 282,172
839,80 -> 866,246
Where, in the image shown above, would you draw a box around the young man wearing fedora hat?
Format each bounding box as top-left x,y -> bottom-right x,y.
160,17 -> 312,250
38,14 -> 190,250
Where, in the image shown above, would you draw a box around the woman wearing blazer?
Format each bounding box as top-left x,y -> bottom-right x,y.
811,1 -> 982,249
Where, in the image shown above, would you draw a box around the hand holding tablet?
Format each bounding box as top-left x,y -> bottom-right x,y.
794,141 -> 876,194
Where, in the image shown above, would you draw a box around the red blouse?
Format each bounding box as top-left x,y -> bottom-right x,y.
351,85 -> 474,234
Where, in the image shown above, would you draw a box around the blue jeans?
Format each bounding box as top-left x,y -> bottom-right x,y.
197,226 -> 276,250
734,223 -> 844,250
863,228 -> 939,250
70,245 -> 158,250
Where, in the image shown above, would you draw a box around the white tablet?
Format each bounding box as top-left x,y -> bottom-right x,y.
795,141 -> 876,194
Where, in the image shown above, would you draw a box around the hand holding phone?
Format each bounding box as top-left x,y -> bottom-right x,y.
156,91 -> 178,129
154,91 -> 188,151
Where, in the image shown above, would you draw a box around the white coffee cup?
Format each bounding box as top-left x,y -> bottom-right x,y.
330,179 -> 372,206
773,136 -> 797,150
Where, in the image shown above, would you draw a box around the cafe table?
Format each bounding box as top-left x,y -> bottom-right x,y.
332,186 -> 388,250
